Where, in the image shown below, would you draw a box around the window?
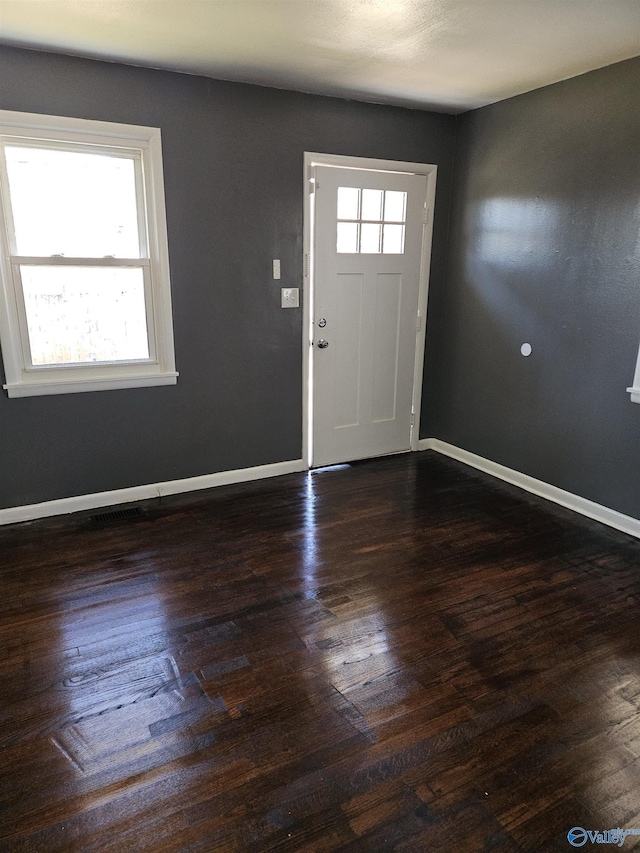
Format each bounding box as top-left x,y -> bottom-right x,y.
628,344 -> 640,404
336,187 -> 407,254
0,110 -> 177,397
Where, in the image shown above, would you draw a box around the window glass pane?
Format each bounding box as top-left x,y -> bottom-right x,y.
337,187 -> 360,220
5,147 -> 140,258
21,266 -> 149,365
384,191 -> 407,223
360,223 -> 382,253
361,189 -> 383,221
337,222 -> 359,253
383,224 -> 405,254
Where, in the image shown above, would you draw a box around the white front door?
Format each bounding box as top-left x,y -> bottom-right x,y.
311,164 -> 428,468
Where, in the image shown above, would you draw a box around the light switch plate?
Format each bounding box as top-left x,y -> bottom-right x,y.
281,287 -> 299,308
272,259 -> 281,280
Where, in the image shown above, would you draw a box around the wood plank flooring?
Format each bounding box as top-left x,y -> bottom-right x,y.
1,451 -> 640,852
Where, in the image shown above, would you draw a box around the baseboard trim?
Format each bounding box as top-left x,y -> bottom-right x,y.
0,459 -> 307,527
418,438 -> 640,540
6,442 -> 639,540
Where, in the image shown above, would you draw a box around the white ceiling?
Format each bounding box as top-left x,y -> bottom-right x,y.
1,0 -> 639,113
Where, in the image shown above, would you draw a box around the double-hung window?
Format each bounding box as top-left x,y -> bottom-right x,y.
0,110 -> 177,397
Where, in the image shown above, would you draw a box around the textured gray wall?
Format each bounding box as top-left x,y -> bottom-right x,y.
428,57 -> 640,518
0,46 -> 455,508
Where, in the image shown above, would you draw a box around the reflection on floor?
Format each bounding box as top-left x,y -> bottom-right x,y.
1,450 -> 639,852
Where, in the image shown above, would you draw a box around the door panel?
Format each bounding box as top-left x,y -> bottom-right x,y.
372,273 -> 401,424
312,165 -> 427,467
332,273 -> 362,428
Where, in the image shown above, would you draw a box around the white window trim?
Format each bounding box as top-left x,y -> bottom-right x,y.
627,343 -> 640,404
0,110 -> 177,398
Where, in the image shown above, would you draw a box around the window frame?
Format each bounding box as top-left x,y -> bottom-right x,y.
336,186 -> 408,255
627,345 -> 640,404
0,110 -> 177,398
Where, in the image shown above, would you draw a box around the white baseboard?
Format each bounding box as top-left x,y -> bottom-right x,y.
6,441 -> 639,541
0,459 -> 307,527
418,438 -> 640,540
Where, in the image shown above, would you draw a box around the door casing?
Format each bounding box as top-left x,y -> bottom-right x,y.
302,152 -> 437,468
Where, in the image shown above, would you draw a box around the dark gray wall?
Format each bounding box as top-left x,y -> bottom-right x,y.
428,57 -> 640,518
0,45 -> 455,508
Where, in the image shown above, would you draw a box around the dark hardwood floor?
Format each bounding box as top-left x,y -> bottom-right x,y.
1,451 -> 640,852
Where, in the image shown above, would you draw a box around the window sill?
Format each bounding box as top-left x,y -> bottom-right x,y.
627,387 -> 640,404
4,372 -> 178,398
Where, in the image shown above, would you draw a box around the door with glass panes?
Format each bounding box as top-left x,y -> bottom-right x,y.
311,165 -> 427,467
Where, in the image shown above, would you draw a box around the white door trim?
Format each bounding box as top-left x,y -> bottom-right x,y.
302,152 -> 437,467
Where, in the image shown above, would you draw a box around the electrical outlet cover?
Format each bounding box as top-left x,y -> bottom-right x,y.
281,287 -> 299,308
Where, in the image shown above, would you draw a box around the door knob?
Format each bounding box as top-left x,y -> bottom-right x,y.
317,339 -> 329,349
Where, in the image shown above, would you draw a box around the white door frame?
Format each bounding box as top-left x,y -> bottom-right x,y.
302,152 -> 437,468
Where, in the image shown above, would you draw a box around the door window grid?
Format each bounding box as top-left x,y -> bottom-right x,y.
337,188 -> 407,254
